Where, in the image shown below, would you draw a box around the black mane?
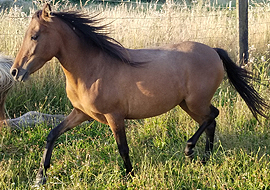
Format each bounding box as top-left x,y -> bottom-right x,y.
41,11 -> 137,66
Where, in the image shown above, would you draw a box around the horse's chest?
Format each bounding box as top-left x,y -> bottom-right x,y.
65,83 -> 111,124
66,87 -> 85,111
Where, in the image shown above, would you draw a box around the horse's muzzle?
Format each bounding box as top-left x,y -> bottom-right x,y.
10,68 -> 29,82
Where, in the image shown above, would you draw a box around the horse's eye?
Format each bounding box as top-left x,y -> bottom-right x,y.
31,34 -> 39,41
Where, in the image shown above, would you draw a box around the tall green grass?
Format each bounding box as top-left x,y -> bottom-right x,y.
0,1 -> 269,189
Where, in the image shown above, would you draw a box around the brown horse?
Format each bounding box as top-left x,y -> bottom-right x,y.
10,4 -> 269,184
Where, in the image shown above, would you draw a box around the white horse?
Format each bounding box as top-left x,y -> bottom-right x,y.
0,53 -> 65,128
0,54 -> 14,123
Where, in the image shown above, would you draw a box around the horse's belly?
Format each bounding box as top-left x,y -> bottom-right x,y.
126,108 -> 176,119
126,92 -> 183,119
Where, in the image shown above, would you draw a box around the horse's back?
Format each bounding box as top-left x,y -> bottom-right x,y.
129,41 -> 224,91
131,41 -> 223,72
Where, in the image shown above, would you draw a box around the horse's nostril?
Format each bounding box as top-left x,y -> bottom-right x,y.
11,68 -> 18,77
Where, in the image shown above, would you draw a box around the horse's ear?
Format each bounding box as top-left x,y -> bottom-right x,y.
41,3 -> 53,22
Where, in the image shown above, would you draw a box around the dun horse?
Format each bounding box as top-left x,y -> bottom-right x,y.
11,4 -> 269,184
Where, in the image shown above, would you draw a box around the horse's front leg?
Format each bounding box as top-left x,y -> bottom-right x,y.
35,108 -> 90,185
106,114 -> 133,176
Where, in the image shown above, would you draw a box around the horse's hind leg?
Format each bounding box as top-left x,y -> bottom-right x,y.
203,120 -> 216,162
180,102 -> 219,160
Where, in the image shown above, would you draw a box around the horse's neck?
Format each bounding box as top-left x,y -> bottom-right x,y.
54,20 -> 92,72
53,23 -> 122,86
57,45 -> 113,86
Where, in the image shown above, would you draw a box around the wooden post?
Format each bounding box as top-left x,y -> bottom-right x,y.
238,0 -> 249,66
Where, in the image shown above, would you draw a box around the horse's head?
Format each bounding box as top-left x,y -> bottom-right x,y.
11,4 -> 59,81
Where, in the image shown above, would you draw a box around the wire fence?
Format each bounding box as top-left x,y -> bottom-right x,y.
1,2 -> 270,61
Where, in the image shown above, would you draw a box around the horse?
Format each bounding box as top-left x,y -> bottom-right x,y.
10,4 -> 269,184
0,54 -> 14,124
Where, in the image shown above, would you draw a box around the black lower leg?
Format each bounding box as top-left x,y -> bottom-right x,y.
35,124 -> 62,185
205,120 -> 216,153
35,145 -> 55,185
202,120 -> 216,163
184,105 -> 219,160
184,122 -> 208,159
118,145 -> 133,176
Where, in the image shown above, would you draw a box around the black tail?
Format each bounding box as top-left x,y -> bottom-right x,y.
214,48 -> 269,120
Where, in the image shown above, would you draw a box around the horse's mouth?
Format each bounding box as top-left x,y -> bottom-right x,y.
19,72 -> 29,82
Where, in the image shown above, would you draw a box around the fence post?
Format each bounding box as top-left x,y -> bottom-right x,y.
238,0 -> 248,66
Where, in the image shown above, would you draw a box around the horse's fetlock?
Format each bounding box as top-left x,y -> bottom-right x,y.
186,141 -> 195,148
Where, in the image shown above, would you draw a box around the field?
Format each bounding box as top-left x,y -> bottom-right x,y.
0,1 -> 270,189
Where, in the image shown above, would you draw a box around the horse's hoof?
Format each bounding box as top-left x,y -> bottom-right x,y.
127,170 -> 135,177
185,152 -> 195,160
124,171 -> 135,182
184,147 -> 195,160
201,152 -> 211,164
33,176 -> 47,187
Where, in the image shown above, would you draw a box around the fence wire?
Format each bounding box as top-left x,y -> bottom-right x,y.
1,3 -> 270,60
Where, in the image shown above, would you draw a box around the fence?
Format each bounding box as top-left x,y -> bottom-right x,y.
238,0 -> 248,65
1,1 -> 270,63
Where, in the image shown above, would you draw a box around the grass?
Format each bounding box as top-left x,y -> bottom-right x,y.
0,1 -> 270,189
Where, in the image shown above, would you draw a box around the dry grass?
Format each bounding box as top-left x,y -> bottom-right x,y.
1,1 -> 270,59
